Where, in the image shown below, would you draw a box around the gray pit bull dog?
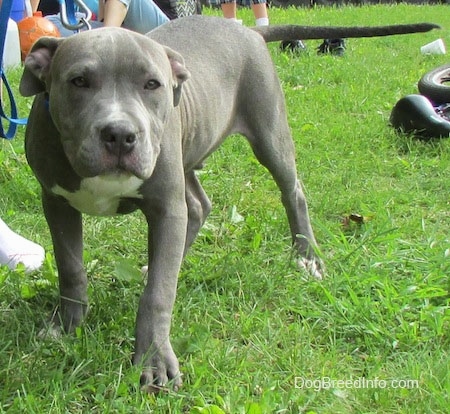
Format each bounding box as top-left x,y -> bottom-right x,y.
19,15 -> 438,391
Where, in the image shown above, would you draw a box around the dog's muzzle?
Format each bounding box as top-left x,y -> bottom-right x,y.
100,121 -> 138,157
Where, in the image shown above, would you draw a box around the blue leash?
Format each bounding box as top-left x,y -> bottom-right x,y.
0,0 -> 28,140
0,0 -> 91,140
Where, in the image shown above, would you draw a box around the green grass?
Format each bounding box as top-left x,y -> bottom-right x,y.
1,4 -> 449,413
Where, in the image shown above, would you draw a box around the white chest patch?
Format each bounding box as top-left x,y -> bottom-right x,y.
52,174 -> 144,216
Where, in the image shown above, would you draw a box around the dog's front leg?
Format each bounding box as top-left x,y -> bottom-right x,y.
41,189 -> 88,334
133,192 -> 188,392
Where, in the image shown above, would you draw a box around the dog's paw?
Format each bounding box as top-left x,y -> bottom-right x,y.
139,361 -> 182,394
140,369 -> 182,394
38,323 -> 63,340
135,340 -> 182,394
297,257 -> 324,280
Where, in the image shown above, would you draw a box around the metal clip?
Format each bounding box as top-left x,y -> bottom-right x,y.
59,0 -> 92,31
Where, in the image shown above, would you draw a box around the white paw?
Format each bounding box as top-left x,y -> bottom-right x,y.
297,257 -> 324,280
38,323 -> 62,340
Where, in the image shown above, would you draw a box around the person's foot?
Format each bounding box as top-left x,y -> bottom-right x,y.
317,38 -> 346,56
0,219 -> 45,272
280,39 -> 307,54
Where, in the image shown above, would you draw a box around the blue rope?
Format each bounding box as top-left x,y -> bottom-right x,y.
0,0 -> 28,140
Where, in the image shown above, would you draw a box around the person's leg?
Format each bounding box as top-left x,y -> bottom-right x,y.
251,0 -> 268,26
103,0 -> 128,27
221,0 -> 237,20
0,218 -> 45,271
121,0 -> 169,34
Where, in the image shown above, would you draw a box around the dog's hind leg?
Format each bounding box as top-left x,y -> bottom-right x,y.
184,170 -> 212,255
251,135 -> 323,278
241,91 -> 324,278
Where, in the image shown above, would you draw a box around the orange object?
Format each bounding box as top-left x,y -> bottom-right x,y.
18,12 -> 60,61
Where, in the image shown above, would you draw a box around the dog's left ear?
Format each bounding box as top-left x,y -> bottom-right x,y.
163,46 -> 190,106
19,36 -> 64,97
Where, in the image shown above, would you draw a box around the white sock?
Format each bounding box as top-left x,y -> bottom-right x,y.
255,17 -> 269,27
226,17 -> 243,25
0,218 -> 45,272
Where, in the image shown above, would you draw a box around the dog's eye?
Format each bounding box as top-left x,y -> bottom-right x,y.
71,76 -> 89,88
145,80 -> 160,90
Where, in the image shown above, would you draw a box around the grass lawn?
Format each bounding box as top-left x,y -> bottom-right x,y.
1,4 -> 449,413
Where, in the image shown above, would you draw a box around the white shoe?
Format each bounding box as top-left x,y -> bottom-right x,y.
0,218 -> 45,272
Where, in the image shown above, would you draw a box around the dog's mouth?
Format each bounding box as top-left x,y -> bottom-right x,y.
114,155 -> 151,180
85,155 -> 152,180
62,138 -> 154,180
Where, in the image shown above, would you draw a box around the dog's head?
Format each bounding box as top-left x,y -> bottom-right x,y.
20,27 -> 190,179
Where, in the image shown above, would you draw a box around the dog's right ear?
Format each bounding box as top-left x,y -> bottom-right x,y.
19,36 -> 64,97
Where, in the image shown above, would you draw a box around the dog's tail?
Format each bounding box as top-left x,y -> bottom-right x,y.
252,23 -> 440,42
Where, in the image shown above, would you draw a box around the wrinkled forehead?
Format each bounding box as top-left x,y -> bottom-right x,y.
53,28 -> 169,74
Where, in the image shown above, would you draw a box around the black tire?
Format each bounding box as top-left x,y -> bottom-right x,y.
418,63 -> 450,104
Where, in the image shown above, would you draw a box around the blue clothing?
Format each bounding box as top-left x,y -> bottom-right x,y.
46,0 -> 169,37
120,0 -> 169,34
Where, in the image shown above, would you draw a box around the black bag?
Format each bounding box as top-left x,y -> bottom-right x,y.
177,0 -> 202,17
155,0 -> 202,20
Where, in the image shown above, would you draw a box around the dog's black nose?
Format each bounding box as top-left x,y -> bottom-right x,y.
100,123 -> 137,155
